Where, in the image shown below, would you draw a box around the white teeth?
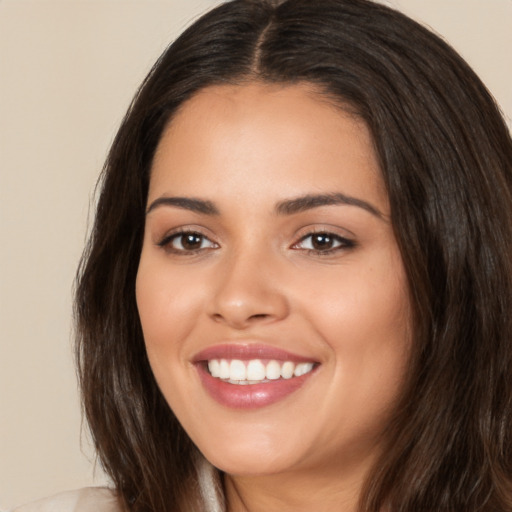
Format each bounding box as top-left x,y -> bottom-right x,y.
219,359 -> 230,379
266,360 -> 281,380
247,360 -> 266,380
209,359 -> 221,378
207,358 -> 315,383
281,361 -> 295,379
229,359 -> 247,380
226,379 -> 262,385
294,362 -> 314,377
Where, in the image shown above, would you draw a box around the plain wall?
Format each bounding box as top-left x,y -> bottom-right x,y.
1,0 -> 510,508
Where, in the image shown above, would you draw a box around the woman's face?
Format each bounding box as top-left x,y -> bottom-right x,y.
136,83 -> 411,479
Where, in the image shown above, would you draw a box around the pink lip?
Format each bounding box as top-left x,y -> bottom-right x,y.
193,344 -> 319,409
193,343 -> 315,363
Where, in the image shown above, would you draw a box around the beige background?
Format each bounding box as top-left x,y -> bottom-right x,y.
1,0 -> 511,508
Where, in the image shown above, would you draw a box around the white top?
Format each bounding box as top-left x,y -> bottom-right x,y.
10,488 -> 122,512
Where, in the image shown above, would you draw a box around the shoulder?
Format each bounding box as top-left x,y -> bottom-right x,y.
10,487 -> 123,512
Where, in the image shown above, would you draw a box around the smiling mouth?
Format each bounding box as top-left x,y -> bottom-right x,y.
207,358 -> 316,384
193,344 -> 320,408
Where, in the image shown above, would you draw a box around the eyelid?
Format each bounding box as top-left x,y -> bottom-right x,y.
153,224 -> 355,256
155,223 -> 213,243
291,228 -> 356,254
156,226 -> 219,254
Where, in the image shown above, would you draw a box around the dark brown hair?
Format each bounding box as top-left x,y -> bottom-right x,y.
75,1 -> 512,510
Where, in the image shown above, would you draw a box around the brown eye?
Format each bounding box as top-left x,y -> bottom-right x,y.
159,231 -> 217,253
311,233 -> 335,250
293,232 -> 355,254
178,233 -> 204,250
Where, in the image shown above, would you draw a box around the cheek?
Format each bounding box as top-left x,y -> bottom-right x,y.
135,264 -> 190,404
295,255 -> 411,417
135,258 -> 200,408
298,258 -> 410,348
135,255 -> 203,351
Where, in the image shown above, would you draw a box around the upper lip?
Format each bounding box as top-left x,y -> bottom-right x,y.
192,343 -> 318,363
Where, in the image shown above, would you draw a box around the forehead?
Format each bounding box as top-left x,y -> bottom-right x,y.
149,82 -> 388,212
159,82 -> 363,153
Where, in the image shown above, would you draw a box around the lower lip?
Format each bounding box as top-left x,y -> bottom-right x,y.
196,364 -> 316,409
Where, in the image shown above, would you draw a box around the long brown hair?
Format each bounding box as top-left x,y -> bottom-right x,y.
75,1 -> 512,510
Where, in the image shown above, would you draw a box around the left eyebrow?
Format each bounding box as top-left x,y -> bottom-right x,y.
275,193 -> 385,219
146,196 -> 220,216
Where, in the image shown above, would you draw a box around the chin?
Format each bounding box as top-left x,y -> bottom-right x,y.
207,452 -> 296,477
194,429 -> 304,476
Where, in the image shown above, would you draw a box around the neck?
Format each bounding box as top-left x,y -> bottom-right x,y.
224,460 -> 371,512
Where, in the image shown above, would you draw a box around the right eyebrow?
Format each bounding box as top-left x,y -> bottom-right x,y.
275,192 -> 385,219
146,196 -> 220,216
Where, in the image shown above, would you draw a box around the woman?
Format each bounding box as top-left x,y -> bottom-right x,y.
15,0 -> 512,510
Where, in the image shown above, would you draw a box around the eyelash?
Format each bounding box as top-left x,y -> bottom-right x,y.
157,230 -> 218,254
157,230 -> 356,256
292,231 -> 356,255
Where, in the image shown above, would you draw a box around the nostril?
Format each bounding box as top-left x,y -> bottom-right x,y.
249,314 -> 270,321
211,311 -> 272,328
209,286 -> 289,328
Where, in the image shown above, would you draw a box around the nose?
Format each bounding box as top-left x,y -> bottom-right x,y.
208,250 -> 290,329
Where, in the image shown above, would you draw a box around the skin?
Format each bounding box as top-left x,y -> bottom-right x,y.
136,82 -> 411,512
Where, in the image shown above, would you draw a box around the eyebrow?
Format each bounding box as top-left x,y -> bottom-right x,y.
275,193 -> 384,218
146,196 -> 219,215
146,192 -> 385,219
